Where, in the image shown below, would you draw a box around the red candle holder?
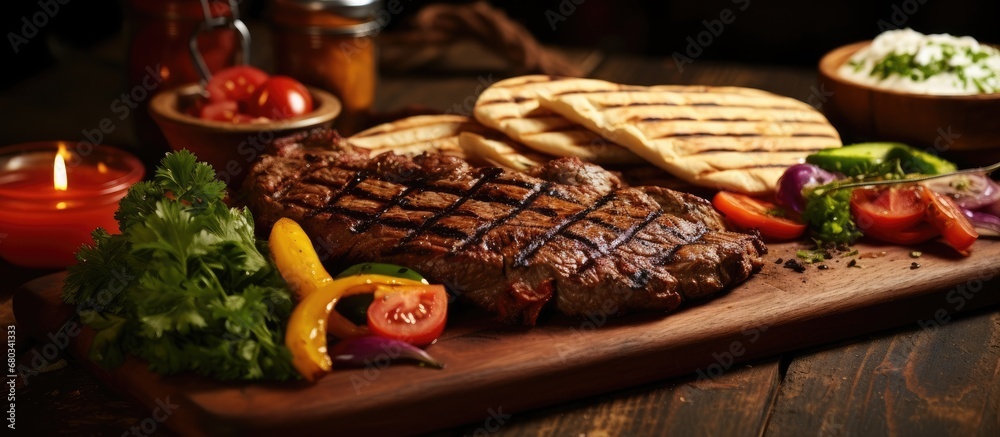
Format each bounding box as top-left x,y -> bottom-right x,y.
0,142 -> 144,268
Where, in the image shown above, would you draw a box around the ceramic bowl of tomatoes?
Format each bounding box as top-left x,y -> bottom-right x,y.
150,66 -> 341,187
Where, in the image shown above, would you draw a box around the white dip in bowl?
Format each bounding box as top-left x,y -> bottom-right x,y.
839,28 -> 1000,95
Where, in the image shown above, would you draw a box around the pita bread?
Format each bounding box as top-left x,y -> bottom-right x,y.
537,86 -> 842,194
474,75 -> 644,165
459,132 -> 551,171
348,115 -> 478,161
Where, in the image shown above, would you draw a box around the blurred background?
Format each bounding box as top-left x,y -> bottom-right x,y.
3,0 -> 997,86
1,0 -> 997,168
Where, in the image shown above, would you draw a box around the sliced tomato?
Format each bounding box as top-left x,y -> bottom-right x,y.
367,284 -> 447,346
851,186 -> 925,232
712,191 -> 805,240
922,188 -> 978,253
198,100 -> 239,122
864,221 -> 939,245
205,65 -> 269,103
245,76 -> 313,120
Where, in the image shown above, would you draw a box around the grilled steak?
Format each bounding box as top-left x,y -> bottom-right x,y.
246,129 -> 766,324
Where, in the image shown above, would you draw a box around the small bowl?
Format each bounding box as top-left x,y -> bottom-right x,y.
818,41 -> 1000,166
150,84 -> 341,186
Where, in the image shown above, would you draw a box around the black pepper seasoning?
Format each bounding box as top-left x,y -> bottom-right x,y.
783,259 -> 806,273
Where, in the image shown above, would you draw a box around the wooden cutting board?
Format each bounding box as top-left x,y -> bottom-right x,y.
13,239 -> 1000,436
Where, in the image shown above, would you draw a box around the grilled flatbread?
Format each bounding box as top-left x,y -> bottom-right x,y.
459,132 -> 551,171
537,87 -> 842,194
348,115 -> 478,161
474,75 -> 644,165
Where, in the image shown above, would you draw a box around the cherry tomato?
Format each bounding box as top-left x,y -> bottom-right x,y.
863,221 -> 939,245
712,191 -> 806,240
922,188 -> 978,254
367,284 -> 447,347
198,100 -> 239,122
245,76 -> 313,120
850,186 -> 925,232
205,65 -> 269,103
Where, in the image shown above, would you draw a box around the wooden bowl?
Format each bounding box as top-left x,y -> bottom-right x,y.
150,84 -> 341,187
818,41 -> 1000,166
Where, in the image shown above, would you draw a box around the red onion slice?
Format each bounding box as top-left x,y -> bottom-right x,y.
776,164 -> 839,213
924,173 -> 1000,210
329,336 -> 445,369
961,208 -> 1000,237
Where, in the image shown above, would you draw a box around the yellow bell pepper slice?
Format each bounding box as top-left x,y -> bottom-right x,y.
268,217 -> 333,300
269,217 -> 428,380
285,275 -> 427,381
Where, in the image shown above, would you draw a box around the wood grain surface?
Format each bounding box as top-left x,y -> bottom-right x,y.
768,310 -> 1000,437
12,240 -> 1000,436
486,361 -> 783,437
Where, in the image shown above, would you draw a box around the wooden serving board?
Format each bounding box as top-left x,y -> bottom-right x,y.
13,240 -> 1000,436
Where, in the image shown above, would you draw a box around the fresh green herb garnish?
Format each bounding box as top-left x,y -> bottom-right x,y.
801,159 -> 908,246
765,208 -> 788,218
865,44 -> 1000,93
871,51 -> 917,80
950,177 -> 972,191
796,249 -> 829,264
63,151 -> 297,381
848,59 -> 865,73
802,185 -> 861,246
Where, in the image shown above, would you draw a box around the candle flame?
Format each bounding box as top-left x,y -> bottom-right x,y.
54,151 -> 68,191
57,142 -> 72,158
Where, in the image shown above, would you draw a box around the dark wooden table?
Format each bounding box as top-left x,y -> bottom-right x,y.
2,27 -> 998,437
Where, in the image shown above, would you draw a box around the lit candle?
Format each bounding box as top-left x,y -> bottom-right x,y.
0,142 -> 144,268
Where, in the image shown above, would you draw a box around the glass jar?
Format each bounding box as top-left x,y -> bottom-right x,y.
269,0 -> 382,135
125,0 -> 240,171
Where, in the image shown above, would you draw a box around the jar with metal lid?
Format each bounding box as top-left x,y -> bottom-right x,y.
269,0 -> 382,135
126,0 -> 240,170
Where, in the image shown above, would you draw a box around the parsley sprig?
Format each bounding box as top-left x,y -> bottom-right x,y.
62,151 -> 296,380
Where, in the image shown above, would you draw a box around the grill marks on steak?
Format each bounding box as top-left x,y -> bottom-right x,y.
247,134 -> 766,324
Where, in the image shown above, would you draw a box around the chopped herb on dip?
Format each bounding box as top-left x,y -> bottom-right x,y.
839,28 -> 1000,95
